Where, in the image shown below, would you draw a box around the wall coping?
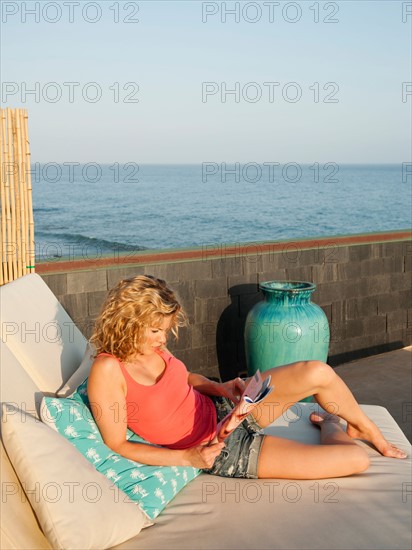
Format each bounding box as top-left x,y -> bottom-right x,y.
36,229 -> 411,274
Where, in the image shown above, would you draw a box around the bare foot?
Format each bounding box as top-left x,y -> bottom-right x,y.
346,421 -> 407,459
310,411 -> 407,459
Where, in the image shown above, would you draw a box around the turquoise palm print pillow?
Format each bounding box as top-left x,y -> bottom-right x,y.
41,379 -> 200,521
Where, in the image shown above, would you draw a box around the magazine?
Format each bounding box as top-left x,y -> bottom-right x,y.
213,370 -> 273,443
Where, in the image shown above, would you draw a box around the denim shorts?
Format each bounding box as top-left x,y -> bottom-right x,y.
202,396 -> 265,479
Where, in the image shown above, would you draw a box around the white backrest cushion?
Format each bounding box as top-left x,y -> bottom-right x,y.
0,274 -> 87,393
56,342 -> 95,397
0,342 -> 43,418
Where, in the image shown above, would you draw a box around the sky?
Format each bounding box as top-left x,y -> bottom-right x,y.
1,0 -> 411,163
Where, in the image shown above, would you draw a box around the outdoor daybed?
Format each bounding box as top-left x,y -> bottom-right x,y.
1,274 -> 411,550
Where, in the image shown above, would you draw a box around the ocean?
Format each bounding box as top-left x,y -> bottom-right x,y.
32,163 -> 411,261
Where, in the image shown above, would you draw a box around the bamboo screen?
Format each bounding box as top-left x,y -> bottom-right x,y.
0,108 -> 35,285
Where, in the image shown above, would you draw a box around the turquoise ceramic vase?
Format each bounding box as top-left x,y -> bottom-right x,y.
244,282 -> 330,399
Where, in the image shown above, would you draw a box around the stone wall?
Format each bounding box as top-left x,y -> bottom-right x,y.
38,232 -> 412,380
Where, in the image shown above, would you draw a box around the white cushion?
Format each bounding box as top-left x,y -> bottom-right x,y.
0,342 -> 43,417
1,403 -> 152,550
56,342 -> 95,397
0,440 -> 52,550
0,274 -> 86,393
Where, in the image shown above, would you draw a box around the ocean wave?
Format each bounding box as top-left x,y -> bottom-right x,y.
35,231 -> 148,257
33,207 -> 61,213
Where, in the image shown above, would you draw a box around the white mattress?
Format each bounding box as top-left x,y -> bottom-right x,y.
114,404 -> 411,550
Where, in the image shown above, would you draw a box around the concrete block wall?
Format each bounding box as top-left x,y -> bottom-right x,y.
38,233 -> 412,380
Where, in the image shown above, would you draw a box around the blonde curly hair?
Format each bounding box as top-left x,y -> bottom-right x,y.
90,275 -> 187,361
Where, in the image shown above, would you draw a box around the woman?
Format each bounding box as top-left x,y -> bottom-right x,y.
88,275 -> 406,481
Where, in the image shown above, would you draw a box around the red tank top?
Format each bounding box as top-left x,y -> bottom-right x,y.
98,350 -> 217,449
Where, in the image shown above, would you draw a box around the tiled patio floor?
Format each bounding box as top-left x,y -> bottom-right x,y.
335,346 -> 412,442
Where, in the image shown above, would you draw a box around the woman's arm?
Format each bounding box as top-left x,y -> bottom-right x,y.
87,356 -> 223,468
187,373 -> 222,396
188,372 -> 247,404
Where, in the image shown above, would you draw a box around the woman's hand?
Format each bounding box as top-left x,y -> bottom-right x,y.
183,442 -> 225,469
219,377 -> 247,404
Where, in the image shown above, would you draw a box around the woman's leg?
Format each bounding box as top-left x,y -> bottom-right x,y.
257,411 -> 371,479
252,360 -> 407,459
